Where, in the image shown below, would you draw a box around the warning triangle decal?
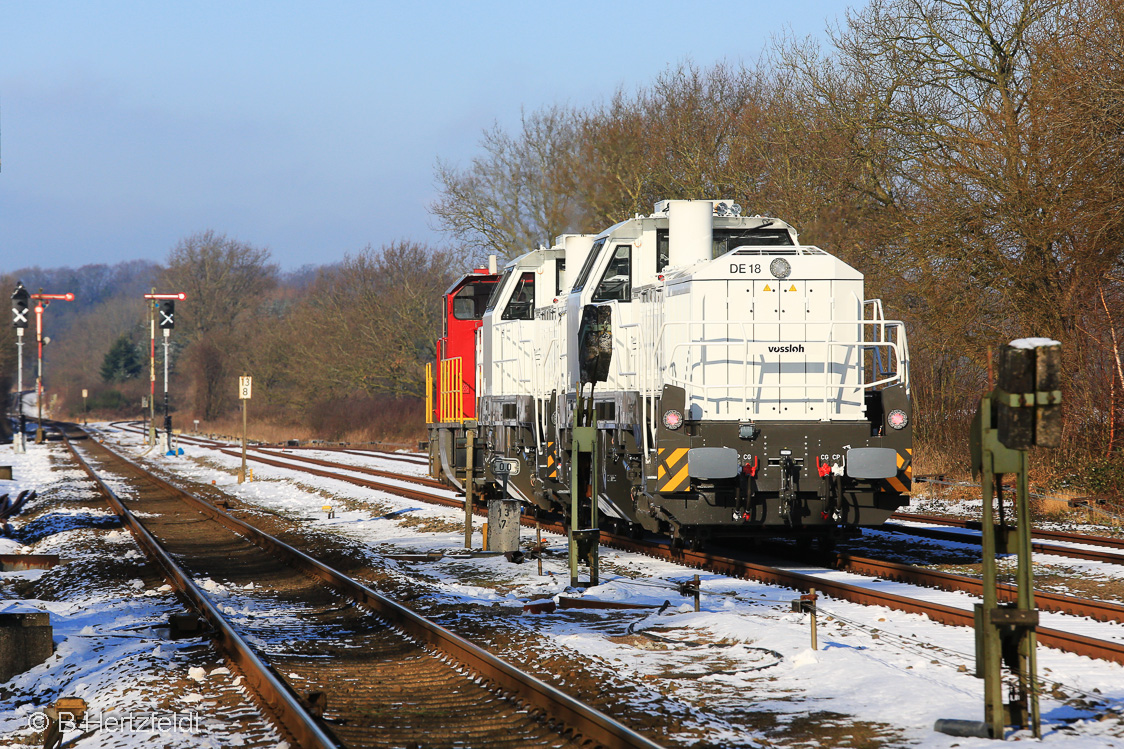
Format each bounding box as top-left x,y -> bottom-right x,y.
789,284 -> 797,292
763,284 -> 772,292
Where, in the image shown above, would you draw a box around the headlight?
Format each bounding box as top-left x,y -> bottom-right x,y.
769,258 -> 791,279
663,410 -> 683,430
887,409 -> 908,430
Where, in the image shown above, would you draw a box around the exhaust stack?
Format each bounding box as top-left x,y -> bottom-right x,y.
667,200 -> 713,269
556,234 -> 595,294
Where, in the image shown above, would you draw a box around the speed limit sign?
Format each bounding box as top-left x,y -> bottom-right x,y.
238,376 -> 252,399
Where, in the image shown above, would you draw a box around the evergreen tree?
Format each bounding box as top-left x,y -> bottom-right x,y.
100,335 -> 142,383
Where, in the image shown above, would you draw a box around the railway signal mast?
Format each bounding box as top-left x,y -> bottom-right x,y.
144,291 -> 186,454
10,282 -> 30,453
28,288 -> 75,444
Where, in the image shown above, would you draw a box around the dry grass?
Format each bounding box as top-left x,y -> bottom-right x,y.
182,395 -> 426,447
911,437 -> 969,481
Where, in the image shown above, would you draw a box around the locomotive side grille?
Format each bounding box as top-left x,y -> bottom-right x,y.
656,447 -> 690,492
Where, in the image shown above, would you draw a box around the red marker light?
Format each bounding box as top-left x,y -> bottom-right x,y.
65,293 -> 75,301
663,410 -> 683,430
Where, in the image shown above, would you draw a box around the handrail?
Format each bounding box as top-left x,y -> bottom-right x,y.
436,357 -> 466,423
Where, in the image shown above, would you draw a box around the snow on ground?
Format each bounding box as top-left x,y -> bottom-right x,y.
909,480 -> 1124,537
0,438 -> 282,748
59,425 -> 1124,745
876,521 -> 1124,590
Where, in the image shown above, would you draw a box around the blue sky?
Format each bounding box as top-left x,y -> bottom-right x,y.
1,1 -> 852,271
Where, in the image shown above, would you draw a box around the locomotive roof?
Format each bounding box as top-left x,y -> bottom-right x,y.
442,268 -> 499,297
591,211 -> 799,242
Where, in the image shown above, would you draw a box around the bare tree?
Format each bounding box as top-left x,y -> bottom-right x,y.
161,231 -> 278,419
293,241 -> 456,400
431,107 -> 583,260
162,231 -> 279,340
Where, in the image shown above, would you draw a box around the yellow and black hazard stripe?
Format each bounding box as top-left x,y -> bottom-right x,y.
884,448 -> 913,495
656,447 -> 690,493
545,441 -> 558,480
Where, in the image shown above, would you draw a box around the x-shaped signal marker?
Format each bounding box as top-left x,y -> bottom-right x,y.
160,309 -> 174,326
12,307 -> 28,325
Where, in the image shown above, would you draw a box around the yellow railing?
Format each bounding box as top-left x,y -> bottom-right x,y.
425,362 -> 434,424
428,357 -> 466,423
440,357 -> 465,422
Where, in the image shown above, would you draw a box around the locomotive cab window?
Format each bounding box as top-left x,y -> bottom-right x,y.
654,227 -> 794,268
712,227 -> 793,256
593,245 -> 631,302
452,280 -> 496,320
484,268 -> 514,314
501,272 -> 535,320
657,232 -> 670,274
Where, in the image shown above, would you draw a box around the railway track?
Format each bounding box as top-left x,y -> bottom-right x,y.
127,424 -> 1124,567
889,511 -> 1124,563
111,422 -> 429,466
67,427 -> 662,749
95,424 -> 1124,668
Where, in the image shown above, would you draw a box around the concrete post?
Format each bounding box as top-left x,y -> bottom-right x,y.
0,608 -> 52,681
486,499 -> 520,553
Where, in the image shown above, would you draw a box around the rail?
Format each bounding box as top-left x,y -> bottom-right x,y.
61,432 -> 337,749
161,435 -> 1124,668
76,427 -> 665,749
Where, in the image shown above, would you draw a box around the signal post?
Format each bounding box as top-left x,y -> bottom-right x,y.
143,292 -> 186,454
27,288 -> 75,443
10,283 -> 30,452
937,339 -> 1061,741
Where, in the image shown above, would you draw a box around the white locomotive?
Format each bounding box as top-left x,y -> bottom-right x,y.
428,199 -> 912,547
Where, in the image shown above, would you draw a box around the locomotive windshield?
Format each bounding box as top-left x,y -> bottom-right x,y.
484,268 -> 514,313
501,272 -> 535,320
712,227 -> 794,253
656,228 -> 794,271
452,279 -> 497,320
592,245 -> 631,302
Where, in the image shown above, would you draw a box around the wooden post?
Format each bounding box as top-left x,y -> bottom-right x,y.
809,587 -> 818,651
237,375 -> 251,483
239,398 -> 248,483
464,429 -> 474,548
693,574 -> 700,612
